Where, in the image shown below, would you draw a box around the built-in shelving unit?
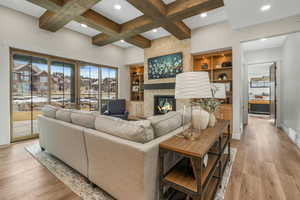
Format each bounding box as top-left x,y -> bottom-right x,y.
193,49 -> 233,133
130,65 -> 144,101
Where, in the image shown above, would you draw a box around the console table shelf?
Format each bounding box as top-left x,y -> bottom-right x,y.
159,120 -> 231,200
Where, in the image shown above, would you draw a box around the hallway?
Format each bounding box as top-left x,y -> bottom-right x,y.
225,116 -> 300,200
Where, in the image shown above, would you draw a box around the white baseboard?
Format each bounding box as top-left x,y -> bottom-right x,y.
232,132 -> 241,140
0,144 -> 10,149
279,123 -> 289,135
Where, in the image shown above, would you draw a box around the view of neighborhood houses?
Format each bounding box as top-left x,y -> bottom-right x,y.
80,65 -> 117,111
12,53 -> 118,140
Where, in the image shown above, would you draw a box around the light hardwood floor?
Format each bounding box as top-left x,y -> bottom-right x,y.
225,116 -> 300,200
0,116 -> 300,200
0,140 -> 80,200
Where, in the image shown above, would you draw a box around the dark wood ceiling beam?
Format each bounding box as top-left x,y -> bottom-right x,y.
127,0 -> 191,40
162,21 -> 191,40
27,0 -> 151,48
125,35 -> 152,48
166,0 -> 225,21
76,10 -> 120,35
38,0 -> 102,32
27,0 -> 62,11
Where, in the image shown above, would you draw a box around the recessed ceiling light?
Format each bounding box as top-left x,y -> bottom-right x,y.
120,40 -> 125,43
261,4 -> 271,11
261,38 -> 267,41
81,24 -> 87,28
201,12 -> 207,18
152,29 -> 157,33
114,4 -> 121,10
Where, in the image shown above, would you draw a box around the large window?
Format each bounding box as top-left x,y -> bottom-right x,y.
50,61 -> 76,108
100,67 -> 118,113
10,49 -> 118,142
80,64 -> 100,111
79,65 -> 118,112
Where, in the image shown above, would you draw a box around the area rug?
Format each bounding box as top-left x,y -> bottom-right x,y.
26,143 -> 237,200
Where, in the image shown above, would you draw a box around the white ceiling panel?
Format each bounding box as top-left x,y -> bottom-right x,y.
162,0 -> 176,4
91,0 -> 143,24
184,7 -> 227,29
65,21 -> 101,37
242,35 -> 287,52
113,40 -> 133,48
0,0 -> 46,18
224,0 -> 300,29
141,27 -> 171,40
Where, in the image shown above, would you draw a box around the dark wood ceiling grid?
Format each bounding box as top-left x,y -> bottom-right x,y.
26,0 -> 224,48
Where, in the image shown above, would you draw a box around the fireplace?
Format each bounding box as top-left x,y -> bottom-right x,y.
154,95 -> 176,115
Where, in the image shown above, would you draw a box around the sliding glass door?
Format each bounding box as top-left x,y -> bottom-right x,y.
50,61 -> 76,108
11,53 -> 49,141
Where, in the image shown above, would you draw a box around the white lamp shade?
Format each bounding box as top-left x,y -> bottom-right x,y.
212,83 -> 226,99
175,72 -> 212,99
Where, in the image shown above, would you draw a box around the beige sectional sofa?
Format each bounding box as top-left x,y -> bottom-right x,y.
38,105 -> 186,200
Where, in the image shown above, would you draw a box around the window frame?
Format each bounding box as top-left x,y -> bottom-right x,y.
10,48 -> 118,142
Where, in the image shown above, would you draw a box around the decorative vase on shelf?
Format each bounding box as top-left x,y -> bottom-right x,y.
208,112 -> 217,127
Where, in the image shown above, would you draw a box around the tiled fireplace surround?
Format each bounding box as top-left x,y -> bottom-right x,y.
143,36 -> 192,117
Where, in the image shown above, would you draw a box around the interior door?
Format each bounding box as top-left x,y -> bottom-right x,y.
269,63 -> 277,124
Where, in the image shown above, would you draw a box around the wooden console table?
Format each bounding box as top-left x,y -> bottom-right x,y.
159,120 -> 231,200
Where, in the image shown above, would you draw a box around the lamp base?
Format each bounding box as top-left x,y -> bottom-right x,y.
182,128 -> 201,140
181,102 -> 202,140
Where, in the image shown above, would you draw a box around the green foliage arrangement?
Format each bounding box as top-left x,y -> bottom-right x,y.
199,85 -> 221,113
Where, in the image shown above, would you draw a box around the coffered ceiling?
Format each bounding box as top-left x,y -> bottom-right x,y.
1,0 -> 300,48
0,0 -> 225,48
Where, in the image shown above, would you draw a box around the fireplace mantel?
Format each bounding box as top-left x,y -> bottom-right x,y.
144,83 -> 175,90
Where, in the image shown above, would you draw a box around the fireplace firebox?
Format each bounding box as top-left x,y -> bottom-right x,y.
154,95 -> 176,115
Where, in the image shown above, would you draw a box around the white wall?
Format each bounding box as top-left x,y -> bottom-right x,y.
124,46 -> 144,65
280,32 -> 300,134
0,6 -> 129,145
245,48 -> 282,64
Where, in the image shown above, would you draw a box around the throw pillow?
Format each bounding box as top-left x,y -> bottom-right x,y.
148,111 -> 182,138
95,116 -> 154,143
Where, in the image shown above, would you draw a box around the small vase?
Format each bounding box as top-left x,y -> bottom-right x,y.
208,113 -> 217,127
192,107 -> 209,130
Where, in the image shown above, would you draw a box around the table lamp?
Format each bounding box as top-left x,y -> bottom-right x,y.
175,72 -> 212,140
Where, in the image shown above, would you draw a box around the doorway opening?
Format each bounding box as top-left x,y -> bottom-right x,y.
242,35 -> 284,127
247,62 -> 276,122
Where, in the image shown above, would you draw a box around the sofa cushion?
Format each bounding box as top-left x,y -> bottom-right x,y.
148,111 -> 182,138
56,109 -> 73,123
94,116 -> 154,143
71,110 -> 97,129
41,105 -> 58,119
